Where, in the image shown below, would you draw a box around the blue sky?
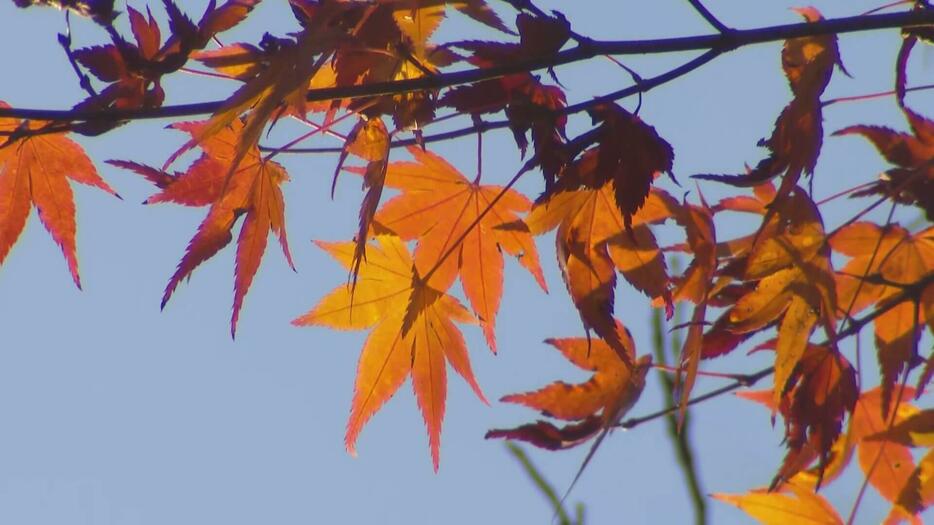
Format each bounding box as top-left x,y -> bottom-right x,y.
0,1 -> 930,523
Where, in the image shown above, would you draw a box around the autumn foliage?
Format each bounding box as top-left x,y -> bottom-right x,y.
1,0 -> 933,522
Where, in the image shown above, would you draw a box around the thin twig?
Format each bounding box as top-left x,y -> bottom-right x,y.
686,0 -> 732,33
823,83 -> 934,106
862,0 -> 914,16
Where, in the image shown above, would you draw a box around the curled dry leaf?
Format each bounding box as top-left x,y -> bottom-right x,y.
73,0 -> 260,111
695,8 -> 843,200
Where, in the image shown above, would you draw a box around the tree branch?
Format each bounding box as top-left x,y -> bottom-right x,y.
0,11 -> 930,122
265,47 -> 724,154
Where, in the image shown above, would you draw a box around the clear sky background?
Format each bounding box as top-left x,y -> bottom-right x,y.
0,1 -> 930,524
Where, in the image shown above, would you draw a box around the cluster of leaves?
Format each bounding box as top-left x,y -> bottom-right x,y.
1,0 -> 933,522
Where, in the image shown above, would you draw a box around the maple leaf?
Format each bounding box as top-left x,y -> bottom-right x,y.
834,104 -> 934,221
695,8 -> 845,201
442,12 -> 571,184
851,387 -> 921,524
293,234 -> 485,471
525,149 -> 677,359
830,222 -> 933,413
485,323 -> 652,503
586,103 -> 675,233
72,5 -> 167,110
171,0 -> 353,180
714,483 -> 844,525
896,446 -> 934,518
384,0 -> 513,35
110,118 -> 293,337
484,417 -> 603,451
736,385 -> 853,491
366,146 -> 546,352
707,182 -> 777,261
486,326 -> 652,488
770,345 -> 858,489
73,1 -> 260,111
339,2 -> 445,130
0,102 -> 118,288
726,188 -> 837,406
866,409 -> 934,447
193,43 -> 343,117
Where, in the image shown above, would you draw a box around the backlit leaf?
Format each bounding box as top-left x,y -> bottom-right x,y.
112,118 -> 292,336
0,102 -> 117,288
714,483 -> 843,525
370,146 -> 546,352
294,234 -> 484,471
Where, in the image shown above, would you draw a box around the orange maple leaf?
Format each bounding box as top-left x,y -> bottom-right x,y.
834,104 -> 934,221
726,188 -> 836,406
851,387 -> 921,524
487,331 -> 651,504
736,382 -> 924,518
293,234 -> 485,471
830,222 -> 933,412
110,118 -> 293,337
767,345 -> 858,489
169,1 -> 355,179
367,146 -> 547,352
0,102 -> 118,288
526,149 -> 677,358
486,325 -> 650,457
714,483 -> 844,525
